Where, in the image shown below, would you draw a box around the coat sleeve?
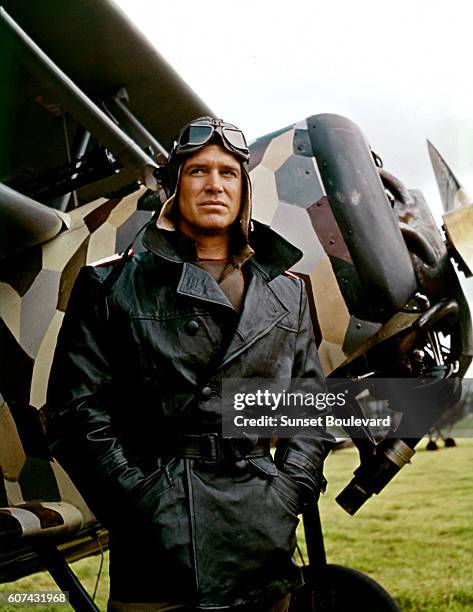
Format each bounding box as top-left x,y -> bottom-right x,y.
46,265 -> 153,530
274,280 -> 335,500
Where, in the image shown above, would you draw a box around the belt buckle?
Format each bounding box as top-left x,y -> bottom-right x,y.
200,433 -> 222,465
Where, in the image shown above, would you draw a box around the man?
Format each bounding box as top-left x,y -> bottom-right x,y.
47,117 -> 333,611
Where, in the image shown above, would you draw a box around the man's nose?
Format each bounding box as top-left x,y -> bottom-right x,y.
205,170 -> 223,192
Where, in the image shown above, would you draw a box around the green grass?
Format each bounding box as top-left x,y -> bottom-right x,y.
306,437 -> 473,612
1,439 -> 472,611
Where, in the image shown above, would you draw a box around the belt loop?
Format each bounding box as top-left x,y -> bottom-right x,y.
200,433 -> 222,464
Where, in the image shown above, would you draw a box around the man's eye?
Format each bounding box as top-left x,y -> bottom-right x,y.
190,168 -> 204,175
223,170 -> 238,177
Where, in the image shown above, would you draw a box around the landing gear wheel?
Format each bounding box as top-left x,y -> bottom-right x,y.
426,440 -> 438,451
444,437 -> 456,447
289,564 -> 399,611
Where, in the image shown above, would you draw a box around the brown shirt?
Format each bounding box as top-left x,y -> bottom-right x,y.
196,259 -> 245,313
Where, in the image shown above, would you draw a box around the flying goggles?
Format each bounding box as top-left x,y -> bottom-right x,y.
173,117 -> 250,163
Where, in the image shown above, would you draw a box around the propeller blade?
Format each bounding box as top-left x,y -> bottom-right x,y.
427,140 -> 471,212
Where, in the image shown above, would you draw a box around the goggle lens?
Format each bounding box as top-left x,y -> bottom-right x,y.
222,127 -> 248,151
175,119 -> 249,162
180,125 -> 213,147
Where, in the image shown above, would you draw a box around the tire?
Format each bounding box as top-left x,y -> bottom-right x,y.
289,563 -> 400,611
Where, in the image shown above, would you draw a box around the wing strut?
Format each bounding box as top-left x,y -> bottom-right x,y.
36,544 -> 100,611
0,7 -> 159,191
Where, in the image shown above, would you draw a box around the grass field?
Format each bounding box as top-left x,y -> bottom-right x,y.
1,439 -> 472,611
313,438 -> 473,611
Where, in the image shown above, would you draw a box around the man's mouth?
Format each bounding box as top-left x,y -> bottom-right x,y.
200,200 -> 226,207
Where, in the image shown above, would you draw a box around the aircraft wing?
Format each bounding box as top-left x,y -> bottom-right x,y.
0,0 -> 213,207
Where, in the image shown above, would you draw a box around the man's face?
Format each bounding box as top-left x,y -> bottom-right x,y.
176,144 -> 243,237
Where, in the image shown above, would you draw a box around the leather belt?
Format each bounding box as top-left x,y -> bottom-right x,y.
165,433 -> 270,465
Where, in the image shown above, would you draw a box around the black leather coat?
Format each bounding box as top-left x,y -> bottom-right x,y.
47,220 -> 333,609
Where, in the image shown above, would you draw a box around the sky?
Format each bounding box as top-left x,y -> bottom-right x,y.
114,0 -> 473,225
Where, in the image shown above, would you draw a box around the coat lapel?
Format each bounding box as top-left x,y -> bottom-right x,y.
220,270 -> 289,368
177,262 -> 235,310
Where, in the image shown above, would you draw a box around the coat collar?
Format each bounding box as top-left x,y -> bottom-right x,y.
142,221 -> 198,264
141,219 -> 303,369
174,260 -> 295,368
142,218 -> 303,282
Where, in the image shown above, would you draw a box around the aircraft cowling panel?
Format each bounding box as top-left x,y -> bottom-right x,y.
248,113 -> 471,376
306,114 -> 417,318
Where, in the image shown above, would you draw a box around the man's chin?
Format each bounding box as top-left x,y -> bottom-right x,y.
195,223 -> 231,236
192,215 -> 235,235
178,221 -> 232,238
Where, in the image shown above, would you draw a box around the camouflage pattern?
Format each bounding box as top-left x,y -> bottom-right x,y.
248,119 -> 352,373
0,188 -> 153,578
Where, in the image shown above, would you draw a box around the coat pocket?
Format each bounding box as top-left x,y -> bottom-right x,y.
190,462 -> 302,605
248,455 -> 302,517
132,464 -> 173,512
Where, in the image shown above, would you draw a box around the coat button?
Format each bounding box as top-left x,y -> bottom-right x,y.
186,320 -> 199,335
201,386 -> 212,400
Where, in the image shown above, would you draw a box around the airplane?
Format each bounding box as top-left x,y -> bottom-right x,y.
1,0 -> 472,610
